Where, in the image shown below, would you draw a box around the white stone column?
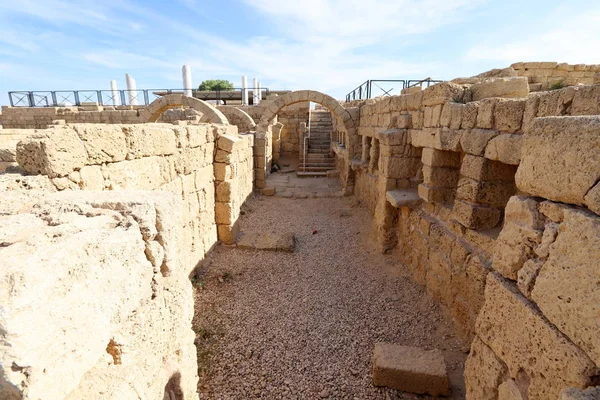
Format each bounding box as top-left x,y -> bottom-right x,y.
110,80 -> 119,106
182,65 -> 193,97
257,81 -> 261,105
253,78 -> 259,105
125,73 -> 138,105
241,76 -> 248,105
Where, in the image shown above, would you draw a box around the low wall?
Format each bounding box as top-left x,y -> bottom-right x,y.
339,77 -> 600,398
0,105 -> 144,129
1,190 -> 198,399
1,121 -> 256,399
511,61 -> 600,90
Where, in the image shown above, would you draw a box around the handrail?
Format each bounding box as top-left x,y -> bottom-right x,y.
345,78 -> 443,102
7,88 -> 273,107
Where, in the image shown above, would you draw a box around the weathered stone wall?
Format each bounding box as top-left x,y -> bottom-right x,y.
511,61 -> 600,90
14,122 -> 234,270
277,102 -> 309,155
214,133 -> 254,244
339,75 -> 600,398
0,129 -> 35,171
0,105 -> 144,129
0,190 -> 199,399
1,119 -> 258,399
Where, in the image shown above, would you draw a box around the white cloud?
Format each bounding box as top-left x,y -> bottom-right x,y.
465,9 -> 600,65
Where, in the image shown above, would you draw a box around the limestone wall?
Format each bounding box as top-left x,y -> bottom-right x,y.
0,129 -> 35,171
339,76 -> 600,398
511,61 -> 600,90
1,119 -> 257,399
0,190 -> 198,399
14,122 -> 236,271
0,105 -> 143,129
277,102 -> 309,155
214,133 -> 254,243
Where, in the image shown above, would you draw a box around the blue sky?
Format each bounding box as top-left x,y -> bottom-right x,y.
1,0 -> 599,105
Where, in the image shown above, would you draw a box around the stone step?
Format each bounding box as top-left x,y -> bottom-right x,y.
296,171 -> 328,177
297,166 -> 336,172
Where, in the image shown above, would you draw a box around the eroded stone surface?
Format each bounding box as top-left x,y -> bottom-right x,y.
372,343 -> 449,396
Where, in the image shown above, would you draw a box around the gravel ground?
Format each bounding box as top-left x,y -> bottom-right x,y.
193,194 -> 467,399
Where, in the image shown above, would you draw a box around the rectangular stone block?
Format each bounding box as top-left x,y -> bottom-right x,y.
476,99 -> 496,129
421,148 -> 460,168
475,273 -> 596,399
515,116 -> 600,205
470,77 -> 529,101
494,99 -> 525,133
531,208 -> 600,366
456,177 -> 516,207
372,343 -> 449,396
461,102 -> 479,129
452,200 -> 501,230
461,155 -> 517,182
461,129 -> 499,156
418,184 -> 455,204
422,165 -> 459,187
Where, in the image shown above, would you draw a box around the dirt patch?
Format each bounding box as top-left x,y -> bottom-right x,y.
193,195 -> 467,399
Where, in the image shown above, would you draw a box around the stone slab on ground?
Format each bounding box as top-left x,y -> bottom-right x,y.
372,343 -> 450,396
261,187 -> 276,196
236,231 -> 295,252
386,189 -> 422,209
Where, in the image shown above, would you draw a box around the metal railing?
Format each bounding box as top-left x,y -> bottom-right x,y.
345,78 -> 443,102
7,88 -> 271,107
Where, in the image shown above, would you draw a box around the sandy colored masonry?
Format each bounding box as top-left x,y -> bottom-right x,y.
1,61 -> 600,399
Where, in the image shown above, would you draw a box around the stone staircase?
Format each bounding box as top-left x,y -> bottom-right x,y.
298,110 -> 336,177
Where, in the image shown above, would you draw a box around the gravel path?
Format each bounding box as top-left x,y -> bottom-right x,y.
193,194 -> 467,399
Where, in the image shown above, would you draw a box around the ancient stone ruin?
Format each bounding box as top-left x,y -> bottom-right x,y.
1,61 -> 599,399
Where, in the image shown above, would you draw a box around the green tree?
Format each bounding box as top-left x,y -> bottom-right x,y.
198,79 -> 234,91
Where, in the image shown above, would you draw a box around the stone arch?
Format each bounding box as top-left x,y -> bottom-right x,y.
140,94 -> 229,124
256,90 -> 357,155
217,106 -> 256,132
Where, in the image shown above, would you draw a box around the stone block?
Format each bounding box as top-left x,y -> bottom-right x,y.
418,184 -> 455,203
421,82 -> 465,106
515,116 -> 600,205
217,221 -> 240,245
571,86 -> 600,115
261,187 -> 276,196
449,103 -> 464,129
452,200 -> 501,230
461,155 -> 517,182
79,165 -> 104,190
498,379 -> 526,400
16,127 -> 88,177
456,177 -> 516,207
464,337 -> 507,400
461,128 -> 499,156
371,343 -> 449,396
421,148 -> 460,168
439,102 -> 453,127
494,99 -> 525,133
380,156 -> 421,179
532,208 -> 600,365
72,124 -> 127,164
470,77 -> 529,101
105,157 -> 164,190
492,222 -> 542,280
237,232 -> 295,252
123,126 -> 177,159
560,387 -> 600,400
461,102 -> 479,129
484,134 -> 522,165
217,133 -> 243,153
477,99 -> 496,129
475,273 -> 596,399
423,165 -> 459,187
